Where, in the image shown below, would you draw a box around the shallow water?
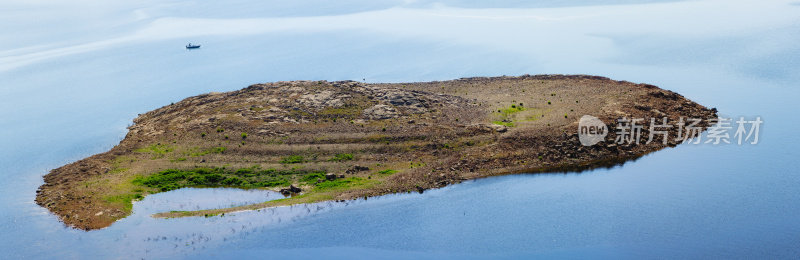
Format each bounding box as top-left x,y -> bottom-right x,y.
130,188 -> 284,215
1,0 -> 799,258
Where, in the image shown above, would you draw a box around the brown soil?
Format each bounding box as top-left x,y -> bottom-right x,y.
35,74 -> 716,230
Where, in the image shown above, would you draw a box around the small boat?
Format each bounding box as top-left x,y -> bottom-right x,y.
185,43 -> 201,49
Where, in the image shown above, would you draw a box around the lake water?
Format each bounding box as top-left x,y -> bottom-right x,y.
1,0 -> 799,258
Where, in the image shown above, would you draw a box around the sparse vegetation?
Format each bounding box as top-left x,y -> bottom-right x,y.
493,120 -> 515,127
280,155 -> 305,164
109,167 -> 129,174
134,143 -> 173,159
376,169 -> 397,175
186,146 -> 226,157
329,153 -> 354,162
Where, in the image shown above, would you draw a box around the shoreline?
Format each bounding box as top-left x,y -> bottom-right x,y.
153,152 -> 650,219
35,74 -> 716,230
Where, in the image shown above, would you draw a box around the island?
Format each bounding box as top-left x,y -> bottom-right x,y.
35,75 -> 716,230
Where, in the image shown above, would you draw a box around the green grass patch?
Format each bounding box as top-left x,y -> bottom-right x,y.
498,104 -> 525,117
328,153 -> 354,162
135,143 -> 174,158
376,169 -> 397,175
300,172 -> 326,183
314,177 -> 370,190
133,167 -> 322,192
280,155 -> 305,164
186,146 -> 226,157
104,193 -> 143,213
493,104 -> 527,127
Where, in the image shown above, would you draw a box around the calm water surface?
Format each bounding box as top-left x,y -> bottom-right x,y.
1,0 -> 799,259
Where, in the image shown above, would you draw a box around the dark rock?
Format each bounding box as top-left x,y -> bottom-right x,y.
325,173 -> 337,181
346,165 -> 370,174
290,185 -> 301,193
280,185 -> 302,195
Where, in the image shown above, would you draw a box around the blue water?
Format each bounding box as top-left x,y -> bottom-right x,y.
1,0 -> 799,258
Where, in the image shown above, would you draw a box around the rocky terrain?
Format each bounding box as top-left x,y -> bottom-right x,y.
35,75 -> 716,230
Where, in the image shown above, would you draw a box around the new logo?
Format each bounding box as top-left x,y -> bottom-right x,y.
578,115 -> 608,146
